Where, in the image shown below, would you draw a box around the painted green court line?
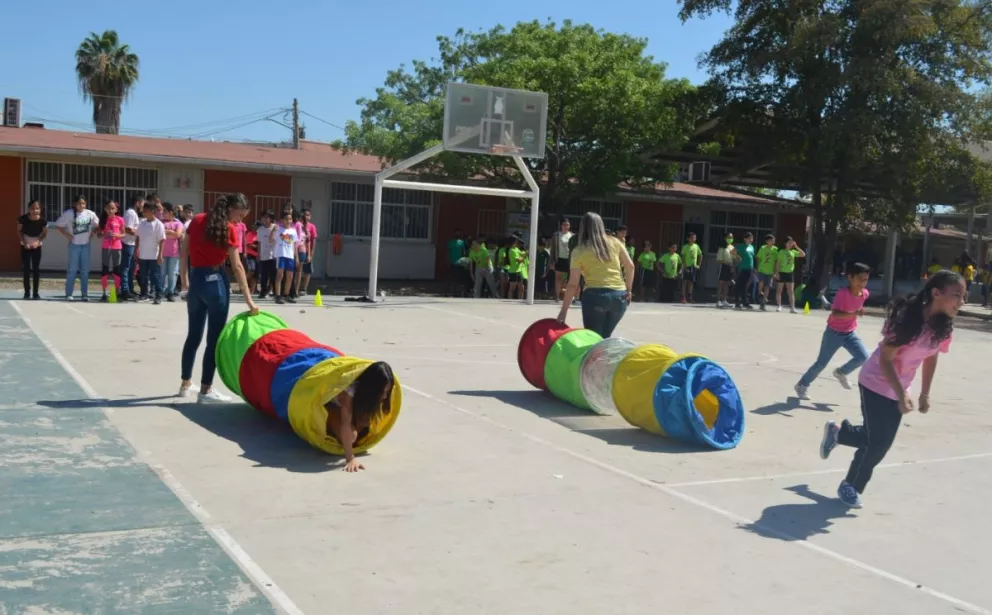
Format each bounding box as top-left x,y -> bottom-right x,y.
0,302 -> 277,614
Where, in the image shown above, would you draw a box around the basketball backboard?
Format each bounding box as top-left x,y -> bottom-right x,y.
443,83 -> 548,159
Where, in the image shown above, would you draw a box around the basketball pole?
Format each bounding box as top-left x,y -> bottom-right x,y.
367,144 -> 541,304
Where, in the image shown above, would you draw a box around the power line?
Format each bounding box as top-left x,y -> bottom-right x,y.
20,107 -> 290,140
299,110 -> 346,132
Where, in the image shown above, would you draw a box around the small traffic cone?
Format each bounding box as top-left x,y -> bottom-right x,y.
314,290 -> 323,307
108,283 -> 118,304
803,301 -> 810,315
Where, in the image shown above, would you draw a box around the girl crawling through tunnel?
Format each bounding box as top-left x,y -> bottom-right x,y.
324,362 -> 396,472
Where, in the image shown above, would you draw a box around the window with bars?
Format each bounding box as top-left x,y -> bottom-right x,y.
329,182 -> 431,240
27,161 -> 159,222
560,199 -> 625,233
707,210 -> 776,253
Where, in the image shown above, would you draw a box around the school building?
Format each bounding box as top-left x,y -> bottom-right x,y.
0,125 -> 811,287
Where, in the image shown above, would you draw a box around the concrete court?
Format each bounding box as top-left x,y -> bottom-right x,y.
2,292 -> 992,615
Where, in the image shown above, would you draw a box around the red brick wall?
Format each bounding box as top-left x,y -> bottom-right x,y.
203,169 -> 292,224
624,200 -> 683,251
777,212 -> 809,244
434,194 -> 505,278
0,155 -> 23,272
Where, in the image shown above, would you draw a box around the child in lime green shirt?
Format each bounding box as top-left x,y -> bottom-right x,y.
658,242 -> 682,303
755,234 -> 779,310
774,235 -> 806,313
506,237 -> 526,299
637,240 -> 658,300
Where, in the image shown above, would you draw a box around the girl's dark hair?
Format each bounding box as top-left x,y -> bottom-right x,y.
205,193 -> 248,248
352,362 -> 395,421
885,269 -> 962,346
163,202 -> 176,214
847,262 -> 871,276
763,233 -> 775,242
99,199 -> 116,230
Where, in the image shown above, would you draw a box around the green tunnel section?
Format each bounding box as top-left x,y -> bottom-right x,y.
215,311 -> 288,397
543,329 -> 603,410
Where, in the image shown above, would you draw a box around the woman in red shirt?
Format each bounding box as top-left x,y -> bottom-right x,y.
179,193 -> 259,402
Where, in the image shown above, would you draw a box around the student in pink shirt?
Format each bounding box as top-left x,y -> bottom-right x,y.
795,262 -> 871,399
161,203 -> 185,301
98,199 -> 125,302
296,208 -> 317,296
819,270 -> 965,508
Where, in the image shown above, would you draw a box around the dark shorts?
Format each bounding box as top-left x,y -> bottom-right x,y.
682,267 -> 697,282
102,248 -> 122,269
777,271 -> 795,284
757,272 -> 774,286
507,272 -> 523,283
555,258 -> 571,273
277,257 -> 296,272
246,255 -> 257,273
718,264 -> 735,282
639,268 -> 657,288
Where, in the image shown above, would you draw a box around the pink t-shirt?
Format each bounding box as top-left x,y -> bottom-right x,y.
303,222 -> 317,251
827,288 -> 869,333
236,222 -> 247,254
101,215 -> 125,250
859,330 -> 952,400
162,220 -> 183,258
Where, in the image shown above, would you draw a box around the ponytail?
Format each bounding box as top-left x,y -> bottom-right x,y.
885,269 -> 961,346
205,193 -> 248,248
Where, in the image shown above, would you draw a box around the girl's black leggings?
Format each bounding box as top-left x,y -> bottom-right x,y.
837,385 -> 902,494
21,247 -> 41,296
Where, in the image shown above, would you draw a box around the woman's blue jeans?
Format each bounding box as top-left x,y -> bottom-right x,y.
798,328 -> 869,387
181,267 -> 231,387
580,288 -> 628,338
65,243 -> 91,298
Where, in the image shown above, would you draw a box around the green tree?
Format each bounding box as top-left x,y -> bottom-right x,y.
339,20 -> 706,214
75,30 -> 140,135
679,0 -> 992,281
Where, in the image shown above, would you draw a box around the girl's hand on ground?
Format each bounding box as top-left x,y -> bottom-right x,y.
898,394 -> 915,414
918,394 -> 930,414
344,458 -> 365,473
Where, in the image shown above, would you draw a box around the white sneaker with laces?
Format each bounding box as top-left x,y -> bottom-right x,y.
197,389 -> 232,404
178,384 -> 192,398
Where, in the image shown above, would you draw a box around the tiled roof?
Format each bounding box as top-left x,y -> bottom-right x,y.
0,126 -> 384,174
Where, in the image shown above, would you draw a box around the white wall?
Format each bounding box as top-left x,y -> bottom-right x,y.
325,238 -> 436,280
158,167 -> 204,211
291,177 -> 329,276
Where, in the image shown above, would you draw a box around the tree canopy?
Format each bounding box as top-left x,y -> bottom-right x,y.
679,0 -> 992,279
75,30 -> 140,135
338,20 -> 707,213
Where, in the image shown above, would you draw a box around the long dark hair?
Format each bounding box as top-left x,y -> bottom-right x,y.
26,199 -> 43,220
885,269 -> 962,346
352,362 -> 395,422
205,193 -> 248,248
99,198 -> 117,231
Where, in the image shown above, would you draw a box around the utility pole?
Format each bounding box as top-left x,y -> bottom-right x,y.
292,98 -> 300,149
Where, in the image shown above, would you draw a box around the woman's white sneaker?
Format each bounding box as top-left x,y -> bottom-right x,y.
833,368 -> 852,390
197,389 -> 232,404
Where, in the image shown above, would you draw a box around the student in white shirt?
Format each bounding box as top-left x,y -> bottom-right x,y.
274,210 -> 298,304
55,195 -> 100,301
120,196 -> 142,300
255,210 -> 278,298
135,202 -> 167,304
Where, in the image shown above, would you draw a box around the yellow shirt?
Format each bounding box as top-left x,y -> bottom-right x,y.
571,236 -> 627,291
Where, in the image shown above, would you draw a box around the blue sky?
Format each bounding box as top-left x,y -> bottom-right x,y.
0,0 -> 733,144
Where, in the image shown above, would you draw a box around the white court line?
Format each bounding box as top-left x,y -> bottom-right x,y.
402,382 -> 992,615
63,303 -> 95,319
377,354 -> 517,366
419,304 -> 516,328
10,303 -> 305,615
666,452 -> 992,488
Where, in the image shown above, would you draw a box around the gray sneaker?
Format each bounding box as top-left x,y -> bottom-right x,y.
837,481 -> 863,508
833,368 -> 852,390
820,420 -> 840,459
794,382 -> 810,400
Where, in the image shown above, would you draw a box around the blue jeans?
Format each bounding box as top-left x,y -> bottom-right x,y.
798,327 -> 869,387
66,243 -> 91,298
181,267 -> 231,386
163,256 -> 179,295
580,288 -> 628,338
120,244 -> 135,294
139,259 -> 163,298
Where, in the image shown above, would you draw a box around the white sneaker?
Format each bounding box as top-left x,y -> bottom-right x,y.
776,305 -> 782,312
197,389 -> 232,404
795,383 -> 810,400
833,368 -> 852,390
178,384 -> 192,398
790,307 -> 798,314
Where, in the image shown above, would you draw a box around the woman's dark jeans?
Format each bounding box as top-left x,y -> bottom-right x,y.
580,288 -> 628,338
21,246 -> 41,296
181,267 -> 231,387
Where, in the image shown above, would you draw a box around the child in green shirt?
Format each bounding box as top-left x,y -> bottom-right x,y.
469,238 -> 498,299
755,234 -> 779,310
658,242 -> 683,303
637,240 -> 658,301
774,235 -> 806,313
680,232 -> 703,303
506,236 -> 526,299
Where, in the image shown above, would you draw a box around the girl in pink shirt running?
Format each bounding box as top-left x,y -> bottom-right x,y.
819,270 -> 965,508
98,199 -> 125,301
794,262 -> 871,399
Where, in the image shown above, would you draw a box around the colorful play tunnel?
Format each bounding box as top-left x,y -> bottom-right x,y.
517,319 -> 745,450
215,311 -> 402,456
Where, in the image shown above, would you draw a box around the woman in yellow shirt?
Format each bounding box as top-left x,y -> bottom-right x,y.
555,212 -> 635,338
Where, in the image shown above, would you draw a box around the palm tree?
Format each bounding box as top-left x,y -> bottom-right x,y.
75,30 -> 139,135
